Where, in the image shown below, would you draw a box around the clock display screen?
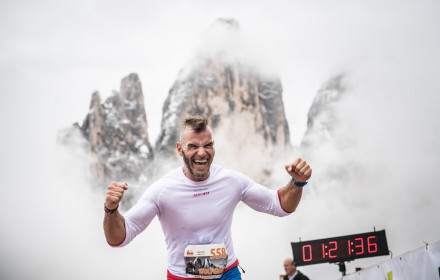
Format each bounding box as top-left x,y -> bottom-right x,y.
291,230 -> 389,266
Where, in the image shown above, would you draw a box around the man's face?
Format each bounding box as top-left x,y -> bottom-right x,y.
177,127 -> 215,181
283,260 -> 296,275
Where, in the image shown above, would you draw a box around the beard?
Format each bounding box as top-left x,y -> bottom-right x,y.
182,151 -> 210,180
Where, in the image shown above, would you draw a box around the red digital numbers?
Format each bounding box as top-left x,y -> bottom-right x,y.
301,236 -> 381,260
367,235 -> 378,253
329,241 -> 337,258
348,237 -> 364,255
354,237 -> 364,255
302,245 -> 313,262
348,235 -> 378,255
292,230 -> 388,266
322,241 -> 338,259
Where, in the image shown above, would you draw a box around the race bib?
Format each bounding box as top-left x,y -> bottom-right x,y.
184,244 -> 228,279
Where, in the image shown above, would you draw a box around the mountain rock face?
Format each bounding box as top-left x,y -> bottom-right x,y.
155,64 -> 290,157
154,18 -> 291,182
301,74 -> 347,149
300,74 -> 358,184
79,73 -> 154,184
59,18 -> 292,194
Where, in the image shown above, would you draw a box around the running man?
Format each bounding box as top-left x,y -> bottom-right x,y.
103,115 -> 312,280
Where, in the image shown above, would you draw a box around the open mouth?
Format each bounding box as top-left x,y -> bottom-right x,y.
193,159 -> 208,166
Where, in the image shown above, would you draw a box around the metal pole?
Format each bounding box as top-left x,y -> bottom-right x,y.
338,262 -> 346,277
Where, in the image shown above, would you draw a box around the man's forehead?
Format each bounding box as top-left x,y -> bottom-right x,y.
181,127 -> 213,143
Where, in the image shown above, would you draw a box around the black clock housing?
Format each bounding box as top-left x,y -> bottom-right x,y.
291,230 -> 389,266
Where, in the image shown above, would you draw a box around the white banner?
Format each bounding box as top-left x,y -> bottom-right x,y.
343,240 -> 440,280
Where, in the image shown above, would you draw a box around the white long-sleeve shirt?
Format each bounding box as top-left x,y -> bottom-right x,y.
116,164 -> 290,278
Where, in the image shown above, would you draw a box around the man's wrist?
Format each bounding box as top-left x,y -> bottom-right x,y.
104,203 -> 119,214
291,177 -> 308,187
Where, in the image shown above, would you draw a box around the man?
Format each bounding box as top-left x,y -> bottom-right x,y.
283,257 -> 310,280
104,115 -> 312,280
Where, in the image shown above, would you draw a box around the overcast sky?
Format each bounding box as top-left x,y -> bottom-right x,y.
1,0 -> 440,279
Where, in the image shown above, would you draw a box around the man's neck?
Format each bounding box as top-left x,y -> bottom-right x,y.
288,271 -> 298,278
182,167 -> 210,182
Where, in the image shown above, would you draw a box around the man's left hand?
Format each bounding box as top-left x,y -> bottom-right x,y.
285,158 -> 312,183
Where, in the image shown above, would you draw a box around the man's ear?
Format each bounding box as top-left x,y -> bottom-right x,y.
176,142 -> 183,156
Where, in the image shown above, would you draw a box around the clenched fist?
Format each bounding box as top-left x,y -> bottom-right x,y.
105,181 -> 128,210
285,158 -> 312,184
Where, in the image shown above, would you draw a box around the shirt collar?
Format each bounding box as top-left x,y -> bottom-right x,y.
288,271 -> 298,280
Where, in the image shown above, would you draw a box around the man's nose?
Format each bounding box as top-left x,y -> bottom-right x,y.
196,147 -> 207,156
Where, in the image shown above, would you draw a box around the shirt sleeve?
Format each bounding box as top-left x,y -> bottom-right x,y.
116,184 -> 161,247
232,171 -> 290,217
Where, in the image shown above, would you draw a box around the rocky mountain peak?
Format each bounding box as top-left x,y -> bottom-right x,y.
80,73 -> 154,184
301,74 -> 346,148
154,19 -> 291,182
60,18 -> 292,190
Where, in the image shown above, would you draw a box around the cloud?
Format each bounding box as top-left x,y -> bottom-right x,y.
1,0 -> 440,279
295,54 -> 440,276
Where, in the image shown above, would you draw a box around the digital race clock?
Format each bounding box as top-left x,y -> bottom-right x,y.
291,230 -> 389,266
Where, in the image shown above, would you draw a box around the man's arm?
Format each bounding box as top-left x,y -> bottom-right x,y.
278,158 -> 312,213
103,181 -> 128,246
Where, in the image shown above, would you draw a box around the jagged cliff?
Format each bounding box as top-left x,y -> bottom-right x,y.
155,61 -> 290,158
75,73 -> 154,185
154,18 -> 291,182
301,74 -> 347,149
59,18 -> 292,193
300,74 -> 358,184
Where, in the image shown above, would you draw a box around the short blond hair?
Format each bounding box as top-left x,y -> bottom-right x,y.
182,115 -> 209,132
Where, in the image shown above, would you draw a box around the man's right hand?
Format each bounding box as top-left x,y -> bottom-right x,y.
105,181 -> 128,210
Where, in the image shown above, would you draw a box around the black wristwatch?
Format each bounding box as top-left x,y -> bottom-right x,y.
291,177 -> 308,187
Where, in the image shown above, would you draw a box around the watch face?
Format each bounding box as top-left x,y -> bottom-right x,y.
291,230 -> 389,266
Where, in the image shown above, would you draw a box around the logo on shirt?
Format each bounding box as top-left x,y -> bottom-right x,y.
193,191 -> 210,198
193,187 -> 210,198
